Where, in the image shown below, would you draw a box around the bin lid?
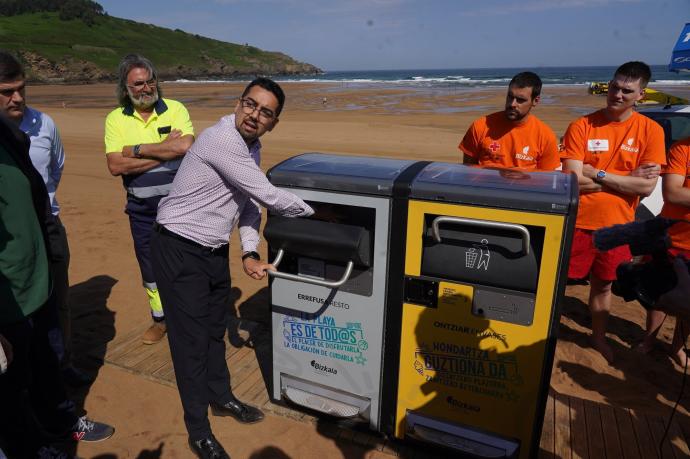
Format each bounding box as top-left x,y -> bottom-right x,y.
268,153 -> 418,196
410,163 -> 577,214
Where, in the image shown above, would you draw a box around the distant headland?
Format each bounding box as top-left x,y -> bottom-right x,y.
0,0 -> 322,83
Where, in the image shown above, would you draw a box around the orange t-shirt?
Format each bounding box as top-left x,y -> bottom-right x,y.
562,110 -> 666,230
660,137 -> 690,250
458,112 -> 560,171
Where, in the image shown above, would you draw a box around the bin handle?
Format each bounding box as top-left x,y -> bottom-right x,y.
431,216 -> 531,256
267,249 -> 355,288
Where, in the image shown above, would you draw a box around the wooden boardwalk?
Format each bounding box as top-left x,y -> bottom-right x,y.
105,320 -> 690,458
540,389 -> 690,459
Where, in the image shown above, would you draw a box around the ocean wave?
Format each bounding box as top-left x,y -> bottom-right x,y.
168,79 -> 251,83
652,79 -> 690,85
166,68 -> 688,88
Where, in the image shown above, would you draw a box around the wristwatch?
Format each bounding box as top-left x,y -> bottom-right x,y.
242,251 -> 261,261
132,144 -> 142,158
595,169 -> 606,182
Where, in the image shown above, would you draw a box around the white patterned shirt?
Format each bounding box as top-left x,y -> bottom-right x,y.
20,106 -> 65,216
157,114 -> 313,250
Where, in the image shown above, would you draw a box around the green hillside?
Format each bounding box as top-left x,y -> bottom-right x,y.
0,12 -> 321,82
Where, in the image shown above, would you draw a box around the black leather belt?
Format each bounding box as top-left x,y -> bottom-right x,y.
153,223 -> 228,253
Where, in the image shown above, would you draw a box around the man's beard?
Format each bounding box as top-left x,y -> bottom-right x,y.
128,88 -> 159,110
505,109 -> 526,122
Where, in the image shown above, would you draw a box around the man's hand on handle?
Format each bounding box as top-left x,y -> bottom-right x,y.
243,257 -> 275,280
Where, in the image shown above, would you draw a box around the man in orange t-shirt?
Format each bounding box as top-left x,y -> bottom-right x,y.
642,137 -> 690,365
562,61 -> 666,363
459,71 -> 560,171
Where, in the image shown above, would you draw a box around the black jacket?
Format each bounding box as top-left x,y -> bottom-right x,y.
0,113 -> 54,260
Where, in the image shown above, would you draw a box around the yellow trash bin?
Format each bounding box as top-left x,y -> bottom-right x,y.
391,164 -> 578,458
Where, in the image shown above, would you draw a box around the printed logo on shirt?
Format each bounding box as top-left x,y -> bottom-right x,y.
482,141 -> 504,162
620,137 -> 639,153
588,139 -> 609,152
515,146 -> 534,161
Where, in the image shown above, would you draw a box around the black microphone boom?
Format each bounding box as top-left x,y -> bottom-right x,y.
593,217 -> 679,256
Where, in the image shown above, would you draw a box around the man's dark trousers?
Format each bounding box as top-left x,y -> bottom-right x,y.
0,304 -> 78,456
151,228 -> 234,441
46,215 -> 72,366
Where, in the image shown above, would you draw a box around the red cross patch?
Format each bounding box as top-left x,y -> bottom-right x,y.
489,142 -> 500,152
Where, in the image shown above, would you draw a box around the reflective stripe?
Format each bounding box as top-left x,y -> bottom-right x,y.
148,159 -> 182,173
143,281 -> 158,290
127,184 -> 173,199
145,287 -> 163,315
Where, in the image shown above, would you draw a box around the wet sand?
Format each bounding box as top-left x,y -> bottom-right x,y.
24,81 -> 690,457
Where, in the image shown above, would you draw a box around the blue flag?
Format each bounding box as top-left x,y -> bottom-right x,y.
669,22 -> 690,72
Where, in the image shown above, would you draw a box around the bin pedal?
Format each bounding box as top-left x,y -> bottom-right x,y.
283,386 -> 361,418
406,412 -> 519,458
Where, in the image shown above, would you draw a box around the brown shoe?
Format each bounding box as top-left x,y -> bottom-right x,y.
142,322 -> 166,345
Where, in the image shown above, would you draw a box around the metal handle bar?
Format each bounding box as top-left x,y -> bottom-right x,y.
267,249 -> 354,288
431,216 -> 531,255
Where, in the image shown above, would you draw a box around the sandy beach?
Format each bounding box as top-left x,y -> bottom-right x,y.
22,81 -> 690,457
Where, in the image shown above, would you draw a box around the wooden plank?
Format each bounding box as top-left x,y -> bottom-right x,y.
674,416 -> 690,445
338,426 -> 356,442
676,416 -> 690,455
226,344 -> 254,370
394,442 -> 418,458
569,396 -> 588,459
630,410 -> 659,459
227,348 -> 260,386
647,414 -> 676,459
366,432 -> 388,452
150,358 -> 177,381
599,403 -> 623,459
127,341 -> 173,373
381,438 -> 401,456
244,371 -> 270,406
105,328 -> 149,361
116,342 -> 169,371
583,399 -> 606,459
132,349 -> 173,375
539,390 -> 555,458
105,324 -> 149,358
351,430 -> 372,447
232,365 -> 263,397
553,391 -> 571,459
250,384 -> 271,407
667,418 -> 690,458
613,407 -> 642,459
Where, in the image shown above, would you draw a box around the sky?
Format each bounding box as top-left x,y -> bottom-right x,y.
96,0 -> 690,71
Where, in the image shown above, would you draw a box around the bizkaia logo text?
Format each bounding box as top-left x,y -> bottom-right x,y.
620,137 -> 639,153
446,395 -> 481,413
311,360 -> 338,375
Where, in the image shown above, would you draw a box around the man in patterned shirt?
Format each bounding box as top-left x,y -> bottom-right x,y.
152,78 -> 313,459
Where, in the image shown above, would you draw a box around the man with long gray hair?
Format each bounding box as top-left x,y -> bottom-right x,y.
104,54 -> 194,344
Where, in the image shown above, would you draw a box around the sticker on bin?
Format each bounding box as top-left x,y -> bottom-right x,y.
281,316 -> 370,366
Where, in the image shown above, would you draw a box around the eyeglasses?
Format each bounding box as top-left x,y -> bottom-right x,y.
239,97 -> 276,122
127,78 -> 157,91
